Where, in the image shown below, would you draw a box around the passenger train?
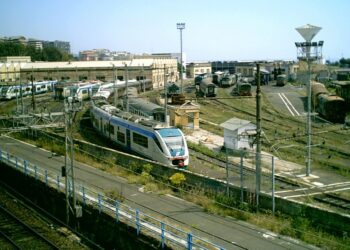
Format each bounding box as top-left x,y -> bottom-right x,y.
90,99 -> 189,168
0,81 -> 57,100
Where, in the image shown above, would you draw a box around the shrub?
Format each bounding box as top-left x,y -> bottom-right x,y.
169,173 -> 186,186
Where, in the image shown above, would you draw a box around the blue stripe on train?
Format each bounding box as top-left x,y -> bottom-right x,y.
109,115 -> 156,139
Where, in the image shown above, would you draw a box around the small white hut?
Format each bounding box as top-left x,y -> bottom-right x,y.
220,118 -> 256,150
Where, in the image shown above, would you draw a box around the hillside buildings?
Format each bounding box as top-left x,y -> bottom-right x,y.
0,36 -> 70,53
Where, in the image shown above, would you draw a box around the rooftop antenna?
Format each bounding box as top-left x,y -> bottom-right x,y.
295,24 -> 324,177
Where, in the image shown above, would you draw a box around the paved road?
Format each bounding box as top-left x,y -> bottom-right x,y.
0,136 -> 317,250
261,84 -> 306,118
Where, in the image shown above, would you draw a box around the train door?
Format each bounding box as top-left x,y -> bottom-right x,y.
126,129 -> 131,149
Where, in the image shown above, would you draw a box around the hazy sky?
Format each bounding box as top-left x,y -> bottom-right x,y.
1,0 -> 349,61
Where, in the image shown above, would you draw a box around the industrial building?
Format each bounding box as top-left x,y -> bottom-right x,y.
186,62 -> 211,78
0,58 -> 178,89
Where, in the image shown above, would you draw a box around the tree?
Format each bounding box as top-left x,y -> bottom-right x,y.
42,47 -> 63,61
26,45 -> 43,61
339,57 -> 350,68
0,41 -> 26,56
0,41 -> 73,62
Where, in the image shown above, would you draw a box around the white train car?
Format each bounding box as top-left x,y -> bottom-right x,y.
90,99 -> 189,168
0,81 -> 57,100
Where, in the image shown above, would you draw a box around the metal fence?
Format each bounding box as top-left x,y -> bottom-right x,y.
224,149 -> 305,213
0,148 -> 225,250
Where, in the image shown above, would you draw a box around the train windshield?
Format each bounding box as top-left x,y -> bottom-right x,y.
157,128 -> 185,156
1,86 -> 9,95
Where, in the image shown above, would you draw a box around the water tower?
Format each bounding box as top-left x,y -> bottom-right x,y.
295,24 -> 324,176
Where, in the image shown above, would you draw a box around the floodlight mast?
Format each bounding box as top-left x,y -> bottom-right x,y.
177,22 -> 185,93
295,24 -> 323,177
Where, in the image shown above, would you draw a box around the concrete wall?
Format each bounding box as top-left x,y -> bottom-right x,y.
0,162 -> 164,250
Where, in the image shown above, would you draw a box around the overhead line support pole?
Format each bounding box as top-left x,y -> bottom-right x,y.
255,63 -> 262,209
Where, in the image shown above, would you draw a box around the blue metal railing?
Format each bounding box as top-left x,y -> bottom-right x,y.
0,148 -> 225,250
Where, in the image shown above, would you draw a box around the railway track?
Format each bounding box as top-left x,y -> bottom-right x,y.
314,193 -> 350,212
190,149 -> 300,190
0,181 -> 101,250
0,205 -> 60,250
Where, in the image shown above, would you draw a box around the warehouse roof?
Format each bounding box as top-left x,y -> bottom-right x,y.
19,58 -> 176,70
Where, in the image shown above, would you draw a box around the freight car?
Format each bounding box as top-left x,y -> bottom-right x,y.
311,81 -> 346,123
334,81 -> 350,109
90,99 -> 189,167
197,77 -> 217,97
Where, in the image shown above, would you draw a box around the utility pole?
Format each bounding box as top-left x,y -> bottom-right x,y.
125,64 -> 129,112
164,64 -> 168,125
31,74 -> 36,112
306,58 -> 312,176
112,64 -> 117,108
64,97 -> 82,227
142,64 -> 145,93
19,70 -> 23,114
255,63 -> 262,209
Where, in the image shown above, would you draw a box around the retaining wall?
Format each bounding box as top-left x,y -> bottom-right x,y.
17,130 -> 350,235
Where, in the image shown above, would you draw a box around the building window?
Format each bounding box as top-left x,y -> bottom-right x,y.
96,75 -> 105,81
133,132 -> 148,148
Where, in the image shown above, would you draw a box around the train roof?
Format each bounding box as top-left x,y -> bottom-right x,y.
92,99 -> 168,129
311,82 -> 329,96
128,98 -> 164,113
319,94 -> 345,102
200,77 -> 216,85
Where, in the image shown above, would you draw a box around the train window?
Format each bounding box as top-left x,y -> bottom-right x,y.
133,132 -> 148,148
103,124 -> 107,133
117,131 -> 125,143
153,138 -> 163,152
109,124 -> 115,135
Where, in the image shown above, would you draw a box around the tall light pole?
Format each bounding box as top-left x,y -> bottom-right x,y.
295,24 -> 323,176
177,22 -> 185,93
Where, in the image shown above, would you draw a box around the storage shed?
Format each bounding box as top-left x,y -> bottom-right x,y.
220,118 -> 256,150
168,101 -> 200,129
